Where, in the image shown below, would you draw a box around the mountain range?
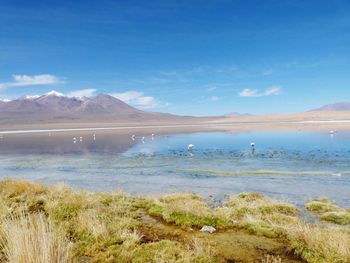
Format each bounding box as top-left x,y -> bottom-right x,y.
311,102 -> 350,111
0,91 -> 349,126
0,91 -> 191,125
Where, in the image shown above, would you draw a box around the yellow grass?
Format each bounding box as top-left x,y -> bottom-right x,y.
288,223 -> 350,262
0,179 -> 349,262
0,213 -> 71,263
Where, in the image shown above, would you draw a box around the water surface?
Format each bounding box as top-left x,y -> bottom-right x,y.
0,131 -> 349,207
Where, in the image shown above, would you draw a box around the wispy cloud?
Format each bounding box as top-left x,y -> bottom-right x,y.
0,74 -> 63,89
210,96 -> 220,101
206,85 -> 217,92
264,86 -> 281,96
261,69 -> 274,76
110,90 -> 165,109
239,86 -> 282,97
67,88 -> 96,98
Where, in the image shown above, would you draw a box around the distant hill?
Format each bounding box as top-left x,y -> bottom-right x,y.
311,102 -> 350,111
0,91 -> 195,125
224,112 -> 252,117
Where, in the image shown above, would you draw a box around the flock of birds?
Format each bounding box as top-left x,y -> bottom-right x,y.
131,133 -> 155,143
69,132 -> 257,153
72,134 -> 96,144
68,130 -> 337,153
1,128 -> 344,175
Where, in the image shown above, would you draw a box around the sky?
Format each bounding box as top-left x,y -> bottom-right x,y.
0,0 -> 349,116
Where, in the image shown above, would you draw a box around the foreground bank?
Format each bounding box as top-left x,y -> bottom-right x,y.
0,180 -> 349,263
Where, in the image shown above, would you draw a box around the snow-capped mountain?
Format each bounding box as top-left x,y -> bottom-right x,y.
0,91 -> 184,124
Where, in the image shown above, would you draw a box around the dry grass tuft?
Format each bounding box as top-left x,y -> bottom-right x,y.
0,213 -> 71,263
305,197 -> 338,213
287,223 -> 350,263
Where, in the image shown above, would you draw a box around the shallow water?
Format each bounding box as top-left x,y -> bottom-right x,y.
0,131 -> 349,207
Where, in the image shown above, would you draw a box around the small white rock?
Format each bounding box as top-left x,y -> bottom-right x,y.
200,225 -> 216,234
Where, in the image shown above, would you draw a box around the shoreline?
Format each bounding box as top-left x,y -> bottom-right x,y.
1,118 -> 350,134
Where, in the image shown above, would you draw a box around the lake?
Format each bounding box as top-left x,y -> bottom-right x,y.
0,131 -> 349,208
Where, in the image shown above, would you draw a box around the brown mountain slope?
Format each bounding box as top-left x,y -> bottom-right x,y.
311,102 -> 350,111
0,93 -> 200,125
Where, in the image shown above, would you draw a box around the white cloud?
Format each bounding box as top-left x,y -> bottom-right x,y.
67,88 -> 96,98
239,86 -> 282,97
264,86 -> 281,96
24,95 -> 40,100
239,88 -> 260,97
210,96 -> 220,101
0,74 -> 63,89
110,90 -> 163,109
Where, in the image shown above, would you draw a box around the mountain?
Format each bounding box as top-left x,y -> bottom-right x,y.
0,91 -> 193,125
311,102 -> 350,111
224,112 -> 252,117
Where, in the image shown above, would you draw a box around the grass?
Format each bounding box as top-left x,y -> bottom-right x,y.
0,213 -> 71,263
306,197 -> 350,225
143,193 -> 230,228
0,179 -> 349,262
0,180 -> 215,263
219,192 -> 300,238
287,223 -> 350,263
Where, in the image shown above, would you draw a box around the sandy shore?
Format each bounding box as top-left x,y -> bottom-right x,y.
0,111 -> 350,134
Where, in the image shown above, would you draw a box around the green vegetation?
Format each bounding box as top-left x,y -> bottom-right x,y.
186,169 -> 341,177
142,193 -> 230,228
0,180 -> 349,262
306,197 -> 350,225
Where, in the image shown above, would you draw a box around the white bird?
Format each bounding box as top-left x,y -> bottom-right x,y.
73,137 -> 77,144
93,134 -> 96,141
79,136 -> 83,142
329,130 -> 335,135
142,136 -> 145,143
131,135 -> 135,141
151,133 -> 155,140
187,144 -> 194,151
250,142 -> 255,147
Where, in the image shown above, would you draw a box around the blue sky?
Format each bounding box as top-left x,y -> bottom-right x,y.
0,0 -> 349,115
